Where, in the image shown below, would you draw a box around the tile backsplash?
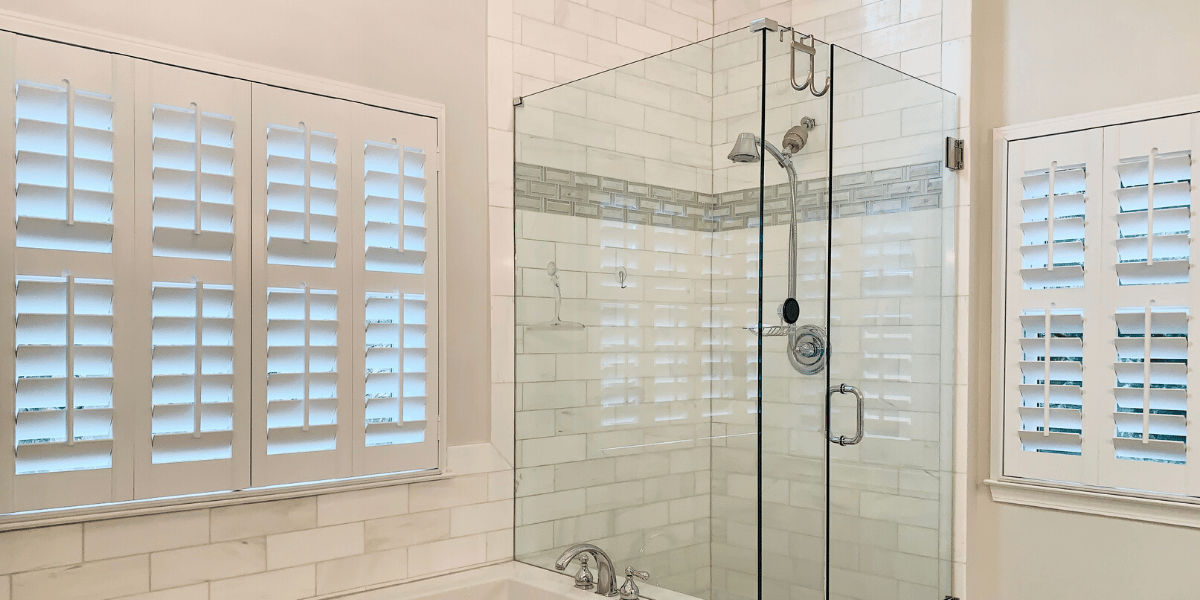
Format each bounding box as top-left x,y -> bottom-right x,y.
515,161 -> 943,231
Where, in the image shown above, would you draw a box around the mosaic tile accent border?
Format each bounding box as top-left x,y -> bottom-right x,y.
514,161 -> 944,231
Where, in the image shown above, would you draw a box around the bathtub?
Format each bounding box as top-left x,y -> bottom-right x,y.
336,561 -> 696,600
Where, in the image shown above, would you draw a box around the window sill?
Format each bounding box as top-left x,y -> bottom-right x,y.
987,477 -> 1200,529
0,468 -> 449,532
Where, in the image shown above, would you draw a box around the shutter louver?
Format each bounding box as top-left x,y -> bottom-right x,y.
266,286 -> 339,455
1017,309 -> 1084,455
364,292 -> 427,446
1019,163 -> 1087,289
14,274 -> 114,474
363,142 -> 426,273
1113,307 -> 1188,464
150,281 -> 235,463
151,104 -> 236,260
15,81 -> 114,253
266,124 -> 338,268
1114,150 -> 1192,285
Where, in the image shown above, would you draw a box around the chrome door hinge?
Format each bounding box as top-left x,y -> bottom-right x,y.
946,137 -> 965,171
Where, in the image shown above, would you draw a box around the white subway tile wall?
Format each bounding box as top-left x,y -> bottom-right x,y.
0,444 -> 512,600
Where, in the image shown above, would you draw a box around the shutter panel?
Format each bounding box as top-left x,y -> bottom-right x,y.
266,124 -> 339,268
351,106 -> 439,475
252,84 -> 354,486
1111,307 -> 1187,464
1094,115 -> 1200,495
1015,310 -> 1084,455
1113,150 -> 1192,285
131,61 -> 252,499
1005,114 -> 1200,496
14,276 -> 114,473
1003,129 -> 1104,485
2,36 -> 135,511
265,285 -> 340,455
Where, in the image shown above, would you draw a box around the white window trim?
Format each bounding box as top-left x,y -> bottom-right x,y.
0,11 -> 450,526
990,91 -> 1200,526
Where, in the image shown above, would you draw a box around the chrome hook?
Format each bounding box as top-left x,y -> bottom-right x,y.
781,29 -> 830,97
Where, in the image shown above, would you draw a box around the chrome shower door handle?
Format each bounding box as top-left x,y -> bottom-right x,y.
827,384 -> 864,446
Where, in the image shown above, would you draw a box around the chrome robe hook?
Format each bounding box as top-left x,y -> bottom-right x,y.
782,29 -> 830,97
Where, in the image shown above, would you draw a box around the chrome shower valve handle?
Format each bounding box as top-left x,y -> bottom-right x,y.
618,567 -> 650,600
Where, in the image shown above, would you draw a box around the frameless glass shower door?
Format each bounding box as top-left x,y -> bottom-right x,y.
512,22 -> 958,600
818,46 -> 959,600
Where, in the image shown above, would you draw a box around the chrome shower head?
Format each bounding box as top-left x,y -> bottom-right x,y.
727,132 -> 761,163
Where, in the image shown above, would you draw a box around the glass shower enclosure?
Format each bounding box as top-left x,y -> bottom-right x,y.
512,20 -> 958,600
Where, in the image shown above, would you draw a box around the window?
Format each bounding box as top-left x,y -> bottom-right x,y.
0,34 -> 441,514
1001,113 -> 1200,498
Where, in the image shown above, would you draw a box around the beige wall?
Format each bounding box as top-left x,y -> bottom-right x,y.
969,1 -> 1200,598
0,0 -> 494,444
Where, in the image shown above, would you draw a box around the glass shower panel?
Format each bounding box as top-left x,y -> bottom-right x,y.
512,27 -> 762,600
752,31 -> 834,600
824,47 -> 958,600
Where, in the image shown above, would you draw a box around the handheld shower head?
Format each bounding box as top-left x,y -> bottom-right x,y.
727,132 -> 760,163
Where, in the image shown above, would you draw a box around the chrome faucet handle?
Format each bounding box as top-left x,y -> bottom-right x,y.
574,554 -> 594,590
618,567 -> 649,600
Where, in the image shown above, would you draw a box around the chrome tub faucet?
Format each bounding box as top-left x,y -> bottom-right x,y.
555,544 -> 619,597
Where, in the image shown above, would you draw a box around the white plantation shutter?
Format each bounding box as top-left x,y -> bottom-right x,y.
1,33 -> 442,514
1003,128 -> 1104,485
1004,114 -> 1200,496
0,35 -> 136,512
252,84 -> 354,486
131,61 -> 252,498
351,108 -> 439,475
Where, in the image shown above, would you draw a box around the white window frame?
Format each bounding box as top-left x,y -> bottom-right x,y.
990,92 -> 1200,528
0,11 -> 449,531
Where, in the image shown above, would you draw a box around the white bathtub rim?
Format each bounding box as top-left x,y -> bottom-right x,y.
330,560 -> 701,600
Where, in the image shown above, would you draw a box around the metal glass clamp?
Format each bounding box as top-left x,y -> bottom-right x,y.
827,384 -> 865,446
782,29 -> 830,97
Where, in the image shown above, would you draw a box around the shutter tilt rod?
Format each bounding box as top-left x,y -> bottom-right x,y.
1046,162 -> 1056,271
65,271 -> 75,446
194,279 -> 204,439
1043,305 -> 1052,437
302,284 -> 310,432
64,80 -> 75,226
302,123 -> 311,244
394,139 -> 405,253
1147,148 -> 1157,266
193,103 -> 203,235
1143,304 -> 1153,444
396,291 -> 404,427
